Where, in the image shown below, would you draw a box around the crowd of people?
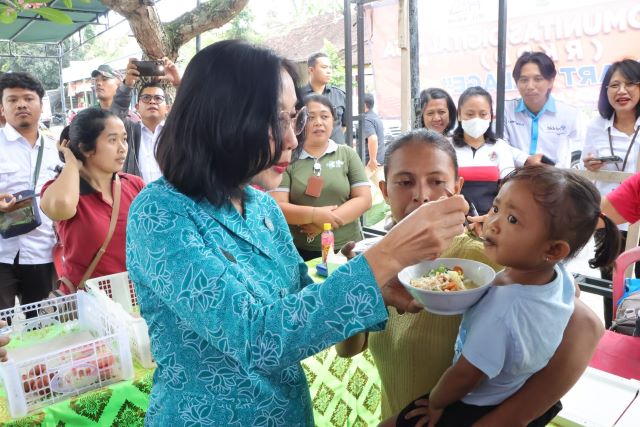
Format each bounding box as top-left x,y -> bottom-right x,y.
0,40 -> 638,426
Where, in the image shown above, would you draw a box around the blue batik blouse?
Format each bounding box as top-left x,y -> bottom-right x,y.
126,179 -> 388,426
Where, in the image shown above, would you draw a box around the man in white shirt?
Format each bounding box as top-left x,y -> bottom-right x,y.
118,59 -> 180,182
121,83 -> 168,183
0,73 -> 61,311
503,52 -> 584,169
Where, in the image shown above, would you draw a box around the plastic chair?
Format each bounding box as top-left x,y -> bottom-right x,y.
589,246 -> 640,379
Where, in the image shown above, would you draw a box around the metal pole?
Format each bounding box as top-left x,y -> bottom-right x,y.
57,42 -> 67,125
409,0 -> 420,129
495,0 -> 507,138
344,0 -> 353,147
356,1 -> 366,161
195,0 -> 201,52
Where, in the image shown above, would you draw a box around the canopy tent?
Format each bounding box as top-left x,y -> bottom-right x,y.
0,0 -> 114,120
0,0 -> 109,44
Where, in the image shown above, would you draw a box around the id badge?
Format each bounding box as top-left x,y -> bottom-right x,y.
305,175 -> 324,198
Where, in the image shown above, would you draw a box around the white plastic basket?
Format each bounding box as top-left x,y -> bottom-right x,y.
85,272 -> 155,369
0,292 -> 133,418
85,272 -> 138,314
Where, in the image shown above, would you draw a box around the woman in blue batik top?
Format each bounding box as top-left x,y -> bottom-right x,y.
125,40 -> 468,426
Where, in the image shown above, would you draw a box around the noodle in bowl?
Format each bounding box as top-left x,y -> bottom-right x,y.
398,258 -> 496,315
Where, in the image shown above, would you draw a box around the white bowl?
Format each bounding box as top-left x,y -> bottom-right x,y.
398,258 -> 496,315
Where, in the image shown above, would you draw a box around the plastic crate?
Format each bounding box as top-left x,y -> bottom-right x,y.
85,272 -> 155,369
85,272 -> 138,315
0,292 -> 133,418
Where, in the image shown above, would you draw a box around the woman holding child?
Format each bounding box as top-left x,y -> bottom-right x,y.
337,129 -> 608,426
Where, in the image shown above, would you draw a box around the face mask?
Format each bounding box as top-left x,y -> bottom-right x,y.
461,118 -> 491,139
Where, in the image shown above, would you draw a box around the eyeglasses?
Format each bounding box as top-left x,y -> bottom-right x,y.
607,81 -> 640,92
279,106 -> 308,136
139,94 -> 166,104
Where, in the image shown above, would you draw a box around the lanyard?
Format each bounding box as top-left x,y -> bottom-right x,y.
32,137 -> 45,190
608,126 -> 639,171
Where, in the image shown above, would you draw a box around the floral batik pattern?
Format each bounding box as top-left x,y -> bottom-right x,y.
126,180 -> 388,426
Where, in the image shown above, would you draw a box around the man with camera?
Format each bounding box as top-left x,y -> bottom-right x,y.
117,57 -> 181,183
0,73 -> 61,311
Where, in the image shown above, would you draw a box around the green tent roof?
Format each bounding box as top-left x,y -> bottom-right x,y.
0,0 -> 109,43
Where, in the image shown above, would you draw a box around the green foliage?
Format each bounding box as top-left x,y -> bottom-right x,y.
223,8 -> 258,41
32,7 -> 73,25
323,39 -> 345,89
0,0 -> 75,24
0,57 -> 60,90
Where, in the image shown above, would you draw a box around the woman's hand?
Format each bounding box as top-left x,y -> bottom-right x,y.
379,276 -> 423,314
57,139 -> 82,170
365,195 -> 467,287
583,154 -> 604,172
312,205 -> 343,229
467,213 -> 487,237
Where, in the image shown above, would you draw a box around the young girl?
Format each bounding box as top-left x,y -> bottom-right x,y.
452,86 -> 518,215
337,130 -> 605,425
389,165 -> 620,427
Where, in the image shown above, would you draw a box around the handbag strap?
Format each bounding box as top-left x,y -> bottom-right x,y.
32,137 -> 45,190
75,174 -> 122,290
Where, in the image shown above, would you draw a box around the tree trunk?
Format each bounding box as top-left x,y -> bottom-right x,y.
100,0 -> 249,61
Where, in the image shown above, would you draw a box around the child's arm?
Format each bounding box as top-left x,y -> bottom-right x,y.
429,355 -> 486,410
471,299 -> 603,427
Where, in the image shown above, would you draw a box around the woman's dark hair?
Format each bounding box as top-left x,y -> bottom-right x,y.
68,107 -> 119,163
384,128 -> 458,179
452,86 -> 496,147
598,59 -> 640,120
0,72 -> 45,100
512,51 -> 557,81
303,94 -> 336,120
56,125 -> 72,165
500,165 -> 620,267
418,88 -> 457,133
155,40 -> 287,207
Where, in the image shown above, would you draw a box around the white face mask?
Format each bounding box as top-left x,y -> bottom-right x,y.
461,118 -> 491,139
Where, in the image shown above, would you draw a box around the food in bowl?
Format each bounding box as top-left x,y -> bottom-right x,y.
410,265 -> 477,292
398,258 -> 496,315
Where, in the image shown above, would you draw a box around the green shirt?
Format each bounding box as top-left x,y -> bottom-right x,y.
276,141 -> 369,251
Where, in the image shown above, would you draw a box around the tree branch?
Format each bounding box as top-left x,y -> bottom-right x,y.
99,0 -> 249,61
166,0 -> 249,48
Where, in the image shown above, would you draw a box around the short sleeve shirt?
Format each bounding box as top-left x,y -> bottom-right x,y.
363,110 -> 386,164
302,84 -> 348,145
454,263 -> 575,406
275,141 -> 369,251
42,173 -> 144,286
608,173 -> 640,224
454,138 -> 515,215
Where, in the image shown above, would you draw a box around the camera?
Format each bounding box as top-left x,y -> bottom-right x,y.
132,60 -> 165,77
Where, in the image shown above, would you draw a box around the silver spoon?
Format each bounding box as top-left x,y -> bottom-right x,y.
443,188 -> 486,243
